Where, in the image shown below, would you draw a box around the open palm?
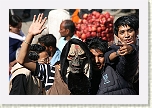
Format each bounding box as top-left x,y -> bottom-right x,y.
28,13 -> 47,36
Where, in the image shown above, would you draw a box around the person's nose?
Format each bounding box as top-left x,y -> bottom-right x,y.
124,32 -> 130,38
95,57 -> 99,63
59,29 -> 61,33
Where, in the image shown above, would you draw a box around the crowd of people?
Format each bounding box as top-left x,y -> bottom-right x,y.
9,9 -> 139,95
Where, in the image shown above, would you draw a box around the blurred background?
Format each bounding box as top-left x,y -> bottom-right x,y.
9,9 -> 138,44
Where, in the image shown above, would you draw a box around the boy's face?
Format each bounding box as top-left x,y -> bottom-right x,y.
39,43 -> 51,56
90,48 -> 104,71
117,25 -> 138,44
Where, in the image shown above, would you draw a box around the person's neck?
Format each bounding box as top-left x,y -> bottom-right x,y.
65,35 -> 73,41
50,47 -> 57,57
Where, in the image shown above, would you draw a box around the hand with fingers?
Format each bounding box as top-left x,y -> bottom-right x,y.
28,13 -> 47,36
117,43 -> 133,56
115,36 -> 133,56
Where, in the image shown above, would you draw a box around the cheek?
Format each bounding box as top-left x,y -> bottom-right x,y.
118,35 -> 124,40
99,58 -> 104,64
12,28 -> 20,34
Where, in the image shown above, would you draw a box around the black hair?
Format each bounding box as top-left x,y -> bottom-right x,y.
28,44 -> 46,61
63,20 -> 76,35
114,14 -> 139,36
85,37 -> 108,54
38,34 -> 56,48
9,15 -> 22,27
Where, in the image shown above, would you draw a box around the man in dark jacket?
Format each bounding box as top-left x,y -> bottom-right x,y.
85,37 -> 108,94
100,14 -> 139,95
85,35 -> 137,95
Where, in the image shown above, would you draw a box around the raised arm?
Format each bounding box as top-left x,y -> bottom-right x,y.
17,13 -> 47,72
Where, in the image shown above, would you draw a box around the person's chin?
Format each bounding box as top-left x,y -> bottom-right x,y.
93,67 -> 101,71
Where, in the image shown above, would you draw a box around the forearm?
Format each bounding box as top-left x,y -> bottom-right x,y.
9,60 -> 17,67
109,44 -> 133,61
109,50 -> 120,61
17,13 -> 47,72
17,33 -> 33,64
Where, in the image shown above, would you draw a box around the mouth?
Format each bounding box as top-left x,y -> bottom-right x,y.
125,38 -> 133,44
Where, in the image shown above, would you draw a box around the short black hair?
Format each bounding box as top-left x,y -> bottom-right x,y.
85,37 -> 108,54
28,44 -> 46,61
9,15 -> 22,27
38,34 -> 56,48
63,20 -> 76,35
114,14 -> 139,36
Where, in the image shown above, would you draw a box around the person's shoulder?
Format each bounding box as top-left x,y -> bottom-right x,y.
56,48 -> 61,53
72,35 -> 81,40
59,37 -> 65,40
58,37 -> 66,43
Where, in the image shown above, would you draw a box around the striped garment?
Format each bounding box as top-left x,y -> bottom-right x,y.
35,63 -> 55,91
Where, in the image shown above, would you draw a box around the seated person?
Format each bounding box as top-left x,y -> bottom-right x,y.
9,44 -> 49,95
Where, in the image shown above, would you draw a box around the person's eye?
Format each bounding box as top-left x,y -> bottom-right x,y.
119,31 -> 124,35
128,29 -> 133,33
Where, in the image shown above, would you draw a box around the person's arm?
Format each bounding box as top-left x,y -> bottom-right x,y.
17,13 -> 47,72
109,43 -> 133,61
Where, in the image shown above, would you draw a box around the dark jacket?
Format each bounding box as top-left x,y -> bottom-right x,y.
60,38 -> 93,95
97,65 -> 137,95
105,44 -> 139,83
9,37 -> 22,63
97,44 -> 138,95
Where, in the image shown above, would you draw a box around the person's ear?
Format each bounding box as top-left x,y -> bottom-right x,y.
135,29 -> 139,37
66,29 -> 70,34
49,46 -> 53,51
9,25 -> 12,30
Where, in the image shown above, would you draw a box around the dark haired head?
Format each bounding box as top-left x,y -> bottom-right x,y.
114,14 -> 139,36
85,37 -> 108,54
28,44 -> 46,61
38,34 -> 56,48
62,20 -> 76,35
9,15 -> 22,27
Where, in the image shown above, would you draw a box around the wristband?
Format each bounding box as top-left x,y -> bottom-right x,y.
116,50 -> 119,56
24,40 -> 31,46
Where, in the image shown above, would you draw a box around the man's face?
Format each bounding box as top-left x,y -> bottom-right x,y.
67,44 -> 87,73
117,25 -> 137,44
59,22 -> 68,37
90,48 -> 104,71
38,51 -> 49,64
39,43 -> 51,56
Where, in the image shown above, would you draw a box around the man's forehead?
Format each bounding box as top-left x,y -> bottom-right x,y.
118,25 -> 131,30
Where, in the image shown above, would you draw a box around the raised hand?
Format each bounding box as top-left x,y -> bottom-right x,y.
28,13 -> 47,36
115,35 -> 133,56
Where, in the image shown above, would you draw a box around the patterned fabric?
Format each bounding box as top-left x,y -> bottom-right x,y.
35,63 -> 55,91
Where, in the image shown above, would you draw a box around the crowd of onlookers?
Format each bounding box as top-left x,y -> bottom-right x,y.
9,9 -> 139,95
